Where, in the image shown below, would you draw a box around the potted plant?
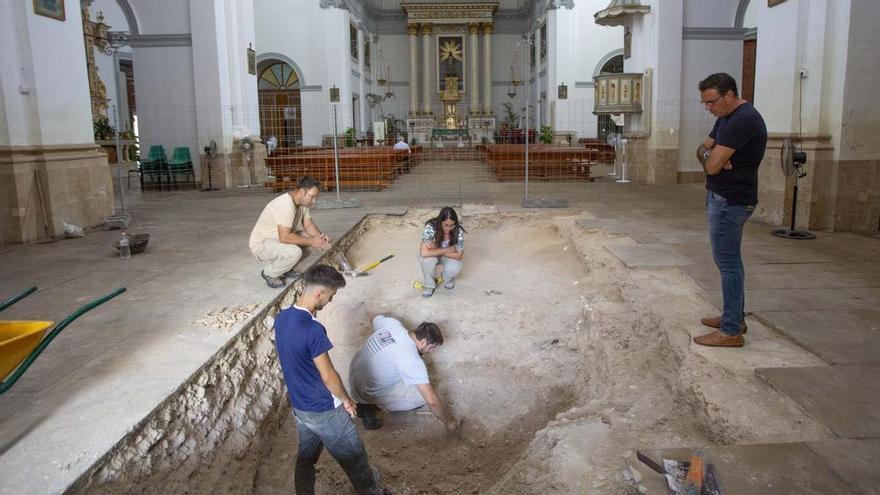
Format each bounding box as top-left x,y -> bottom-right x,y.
539,125 -> 554,144
93,117 -> 116,141
344,127 -> 356,147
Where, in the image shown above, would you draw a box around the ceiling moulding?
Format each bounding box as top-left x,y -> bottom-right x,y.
320,0 -> 378,33
400,2 -> 499,24
527,0 -> 574,32
594,0 -> 650,27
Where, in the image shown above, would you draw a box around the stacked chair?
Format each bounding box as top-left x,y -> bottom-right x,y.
139,145 -> 167,190
166,147 -> 196,189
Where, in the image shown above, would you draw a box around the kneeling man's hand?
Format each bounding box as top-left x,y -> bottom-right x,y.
445,418 -> 461,433
313,237 -> 331,250
342,398 -> 358,419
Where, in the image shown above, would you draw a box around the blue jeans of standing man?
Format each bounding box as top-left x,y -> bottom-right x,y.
707,191 -> 754,336
292,405 -> 383,495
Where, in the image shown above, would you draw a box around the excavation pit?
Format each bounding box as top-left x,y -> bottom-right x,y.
69,209 -> 594,494
254,211 -> 589,493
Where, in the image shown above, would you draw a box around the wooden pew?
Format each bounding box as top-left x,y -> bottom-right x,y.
484,144 -> 595,182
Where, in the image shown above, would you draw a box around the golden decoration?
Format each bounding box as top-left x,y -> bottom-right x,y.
440,40 -> 463,63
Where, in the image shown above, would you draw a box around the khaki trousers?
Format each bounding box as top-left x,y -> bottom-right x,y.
252,238 -> 303,277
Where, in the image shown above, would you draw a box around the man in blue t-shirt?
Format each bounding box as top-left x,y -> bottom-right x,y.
274,264 -> 386,494
694,73 -> 767,348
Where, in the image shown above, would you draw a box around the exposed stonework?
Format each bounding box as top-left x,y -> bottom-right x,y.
0,144 -> 113,244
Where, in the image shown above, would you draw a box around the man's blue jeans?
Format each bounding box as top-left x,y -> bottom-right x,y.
292,405 -> 382,495
707,191 -> 754,336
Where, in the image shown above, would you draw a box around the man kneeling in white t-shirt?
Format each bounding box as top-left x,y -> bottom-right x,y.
349,315 -> 459,432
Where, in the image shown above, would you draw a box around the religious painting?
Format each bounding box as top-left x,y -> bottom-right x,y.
349,23 -> 358,60
247,45 -> 256,75
33,0 -> 65,21
620,79 -> 631,104
633,79 -> 642,103
608,79 -> 618,105
598,80 -> 607,105
540,23 -> 547,61
437,35 -> 465,92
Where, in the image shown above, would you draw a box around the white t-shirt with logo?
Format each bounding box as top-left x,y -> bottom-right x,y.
349,315 -> 429,404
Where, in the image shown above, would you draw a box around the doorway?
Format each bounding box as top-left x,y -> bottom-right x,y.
258,61 -> 303,148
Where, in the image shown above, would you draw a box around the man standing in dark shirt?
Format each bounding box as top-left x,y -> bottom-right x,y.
694,73 -> 767,348
274,264 -> 387,494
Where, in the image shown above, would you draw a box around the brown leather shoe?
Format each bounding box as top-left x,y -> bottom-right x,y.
700,316 -> 748,334
694,330 -> 745,347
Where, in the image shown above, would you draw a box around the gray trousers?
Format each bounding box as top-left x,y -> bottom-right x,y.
419,253 -> 462,289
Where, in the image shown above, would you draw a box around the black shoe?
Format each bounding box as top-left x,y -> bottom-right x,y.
284,269 -> 302,282
357,403 -> 383,430
261,270 -> 285,288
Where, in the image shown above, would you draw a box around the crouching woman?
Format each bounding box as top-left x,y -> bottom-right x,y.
418,207 -> 465,298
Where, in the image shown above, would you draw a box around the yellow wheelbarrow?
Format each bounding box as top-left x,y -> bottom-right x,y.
0,286 -> 126,394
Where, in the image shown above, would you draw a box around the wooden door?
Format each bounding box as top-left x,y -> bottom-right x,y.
742,39 -> 756,102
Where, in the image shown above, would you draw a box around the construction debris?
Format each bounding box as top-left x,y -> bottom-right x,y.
191,304 -> 259,330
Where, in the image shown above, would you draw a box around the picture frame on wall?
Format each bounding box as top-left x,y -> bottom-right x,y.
247,45 -> 256,75
33,0 -> 65,21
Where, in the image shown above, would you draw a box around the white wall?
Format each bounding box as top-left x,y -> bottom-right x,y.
838,0 -> 880,161
130,0 -> 190,34
132,46 -> 197,161
679,40 -> 742,171
683,0 -> 739,27
2,1 -> 95,146
560,0 -> 624,138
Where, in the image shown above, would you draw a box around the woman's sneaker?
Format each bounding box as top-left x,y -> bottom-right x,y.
422,287 -> 434,298
444,278 -> 455,289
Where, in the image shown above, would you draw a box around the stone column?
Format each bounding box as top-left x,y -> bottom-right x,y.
421,23 -> 432,114
469,23 -> 480,115
533,24 -> 540,124
482,23 -> 493,114
357,27 -> 366,133
408,24 -> 419,115
0,1 -> 112,243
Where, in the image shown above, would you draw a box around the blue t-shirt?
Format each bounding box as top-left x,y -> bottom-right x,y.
274,305 -> 336,412
707,102 -> 767,206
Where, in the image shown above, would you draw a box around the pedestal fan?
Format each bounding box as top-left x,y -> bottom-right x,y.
770,138 -> 815,239
201,140 -> 220,192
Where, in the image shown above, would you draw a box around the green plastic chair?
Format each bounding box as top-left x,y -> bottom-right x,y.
139,145 -> 167,190
166,147 -> 196,189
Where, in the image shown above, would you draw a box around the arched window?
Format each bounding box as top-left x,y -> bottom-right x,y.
598,55 -> 624,141
600,55 -> 624,75
258,61 -> 303,147
259,62 -> 300,90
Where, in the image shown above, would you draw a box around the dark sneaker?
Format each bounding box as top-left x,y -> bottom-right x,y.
357,403 -> 383,430
261,270 -> 285,289
284,269 -> 302,282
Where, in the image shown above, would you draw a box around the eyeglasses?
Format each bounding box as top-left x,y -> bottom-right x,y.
701,95 -> 723,107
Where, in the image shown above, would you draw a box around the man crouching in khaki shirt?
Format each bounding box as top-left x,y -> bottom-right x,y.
249,176 -> 331,288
